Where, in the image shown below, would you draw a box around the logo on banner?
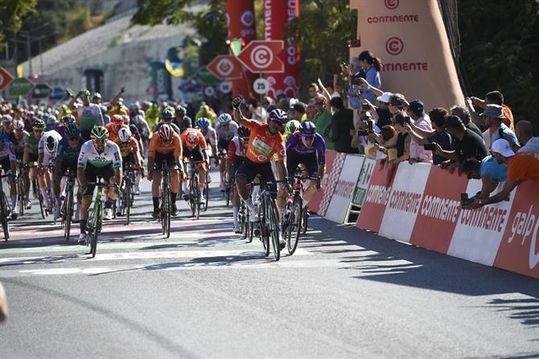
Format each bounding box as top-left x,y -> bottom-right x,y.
207,55 -> 243,80
508,205 -> 539,269
386,37 -> 404,55
236,40 -> 285,73
241,11 -> 255,27
250,45 -> 273,69
385,0 -> 399,10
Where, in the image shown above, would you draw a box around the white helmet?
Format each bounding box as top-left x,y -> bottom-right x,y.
118,127 -> 132,143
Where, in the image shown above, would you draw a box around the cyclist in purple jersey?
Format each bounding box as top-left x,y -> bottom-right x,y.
285,121 -> 326,207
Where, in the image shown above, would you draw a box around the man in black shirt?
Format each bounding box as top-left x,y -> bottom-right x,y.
433,115 -> 488,165
450,105 -> 482,136
330,97 -> 356,153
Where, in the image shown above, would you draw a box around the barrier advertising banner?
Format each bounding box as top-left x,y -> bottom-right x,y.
409,166 -> 468,253
351,158 -> 376,208
308,150 -> 337,214
356,161 -> 393,233
349,0 -> 464,110
379,163 -> 431,243
494,181 -> 539,279
325,155 -> 365,223
447,180 -> 515,266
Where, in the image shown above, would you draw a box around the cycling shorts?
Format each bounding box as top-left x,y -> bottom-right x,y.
84,163 -> 115,196
154,151 -> 177,170
235,158 -> 275,184
286,151 -> 319,181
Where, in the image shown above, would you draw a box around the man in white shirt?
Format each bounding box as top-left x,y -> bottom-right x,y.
407,99 -> 432,163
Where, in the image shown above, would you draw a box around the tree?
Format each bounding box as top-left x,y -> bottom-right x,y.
0,0 -> 38,43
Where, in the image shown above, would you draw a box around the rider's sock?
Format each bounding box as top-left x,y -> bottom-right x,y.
10,194 -> 16,209
152,197 -> 159,210
171,192 -> 177,203
80,220 -> 87,234
232,206 -> 239,227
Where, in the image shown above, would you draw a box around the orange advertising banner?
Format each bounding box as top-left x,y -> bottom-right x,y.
350,0 -> 464,110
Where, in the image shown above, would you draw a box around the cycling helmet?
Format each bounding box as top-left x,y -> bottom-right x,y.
61,114 -> 76,124
77,89 -> 91,98
92,92 -> 102,101
218,113 -> 232,125
161,106 -> 175,121
45,114 -> 57,125
182,116 -> 193,129
111,114 -> 124,126
299,121 -> 316,135
196,117 -> 210,130
32,119 -> 46,131
175,105 -> 186,116
13,120 -> 25,130
90,126 -> 109,140
285,120 -> 301,134
118,127 -> 131,143
185,130 -> 199,146
103,114 -> 111,124
268,109 -> 287,124
2,115 -> 13,124
158,123 -> 173,142
237,126 -> 251,139
65,123 -> 81,137
45,136 -> 57,153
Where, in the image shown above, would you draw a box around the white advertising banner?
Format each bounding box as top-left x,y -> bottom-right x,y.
325,155 -> 365,223
379,163 -> 432,243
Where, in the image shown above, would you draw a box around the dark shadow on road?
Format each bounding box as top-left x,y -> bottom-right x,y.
0,253 -> 81,267
486,298 -> 539,328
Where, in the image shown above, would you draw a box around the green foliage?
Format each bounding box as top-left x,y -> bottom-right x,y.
0,0 -> 38,42
458,0 -> 539,129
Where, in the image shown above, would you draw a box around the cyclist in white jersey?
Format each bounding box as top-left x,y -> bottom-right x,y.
77,126 -> 122,244
69,90 -> 104,141
215,113 -> 238,191
37,129 -> 62,211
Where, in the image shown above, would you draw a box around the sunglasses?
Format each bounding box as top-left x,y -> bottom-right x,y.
33,129 -> 43,133
301,135 -> 315,141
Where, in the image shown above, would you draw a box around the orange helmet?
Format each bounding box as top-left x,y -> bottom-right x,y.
111,114 -> 124,125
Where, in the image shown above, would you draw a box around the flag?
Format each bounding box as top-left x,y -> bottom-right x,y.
165,47 -> 184,77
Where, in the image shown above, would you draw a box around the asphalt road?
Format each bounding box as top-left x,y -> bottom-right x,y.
0,169 -> 538,358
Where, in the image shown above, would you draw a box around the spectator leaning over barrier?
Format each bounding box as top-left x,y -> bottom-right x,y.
468,139 -> 539,208
433,115 -> 488,167
406,99 -> 433,163
312,95 -> 334,149
355,77 -> 393,128
450,105 -> 482,136
405,107 -> 452,165
461,155 -> 508,205
466,90 -> 514,131
480,104 -> 519,150
392,114 -> 411,164
515,120 -> 539,154
330,97 -> 355,153
351,111 -> 378,156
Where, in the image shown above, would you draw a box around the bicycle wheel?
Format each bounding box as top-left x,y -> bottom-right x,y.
259,197 -> 270,257
163,187 -> 171,238
90,201 -> 102,258
267,196 -> 281,261
301,207 -> 309,234
17,175 -> 24,216
64,182 -> 73,241
189,177 -> 196,218
287,197 -> 303,255
37,184 -> 46,219
203,179 -> 209,212
0,192 -> 9,241
125,179 -> 132,225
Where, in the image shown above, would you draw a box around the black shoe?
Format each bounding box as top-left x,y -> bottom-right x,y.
279,239 -> 286,250
183,193 -> 189,201
152,209 -> 160,219
10,212 -> 17,221
171,204 -> 178,216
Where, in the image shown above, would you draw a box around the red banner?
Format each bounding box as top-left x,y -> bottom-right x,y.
226,0 -> 256,97
263,0 -> 300,99
308,150 -> 337,214
356,162 -> 393,232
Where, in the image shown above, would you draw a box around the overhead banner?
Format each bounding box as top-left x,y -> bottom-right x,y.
226,0 -> 256,97
264,0 -> 300,99
350,0 -> 464,110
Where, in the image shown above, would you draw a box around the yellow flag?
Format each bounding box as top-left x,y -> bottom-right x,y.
17,64 -> 23,78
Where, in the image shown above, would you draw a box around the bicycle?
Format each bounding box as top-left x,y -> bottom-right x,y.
60,168 -> 77,241
238,198 -> 250,241
16,162 -> 25,217
252,178 -> 283,261
85,178 -> 109,258
187,160 -> 202,220
159,162 -> 171,238
120,162 -> 138,225
0,172 -> 13,241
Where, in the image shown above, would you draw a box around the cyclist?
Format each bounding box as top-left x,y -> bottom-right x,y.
147,124 -> 182,218
215,113 -> 238,190
174,105 -> 187,130
286,121 -> 326,208
180,124 -> 209,205
106,114 -> 128,142
145,102 -> 160,132
37,128 -> 63,211
154,106 -> 181,135
227,126 -> 250,232
70,90 -> 105,141
23,119 -> 46,209
284,119 -> 301,142
1,116 -> 13,138
195,102 -> 217,126
195,117 -> 218,167
130,102 -> 150,155
115,127 -> 143,213
77,126 -> 122,244
12,120 -> 30,211
232,102 -> 288,246
53,123 -> 83,220
0,132 -> 18,219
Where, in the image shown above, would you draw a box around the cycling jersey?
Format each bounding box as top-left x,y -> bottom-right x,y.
105,123 -> 127,142
148,133 -> 182,159
181,128 -> 207,151
38,130 -> 62,155
114,137 -> 139,158
215,121 -> 239,142
77,104 -> 103,132
226,137 -> 246,161
25,133 -> 41,156
12,131 -> 29,158
286,132 -> 326,165
0,140 -> 16,162
78,140 -> 122,169
108,105 -> 129,118
202,127 -> 217,147
243,119 -> 285,163
57,138 -> 82,164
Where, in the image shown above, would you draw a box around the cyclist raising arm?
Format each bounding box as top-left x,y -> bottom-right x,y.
232,98 -> 288,244
77,126 -> 122,245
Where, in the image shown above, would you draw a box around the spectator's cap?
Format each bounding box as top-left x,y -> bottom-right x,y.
480,104 -> 505,118
444,115 -> 465,130
376,92 -> 393,103
491,139 -> 515,158
409,100 -> 425,116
